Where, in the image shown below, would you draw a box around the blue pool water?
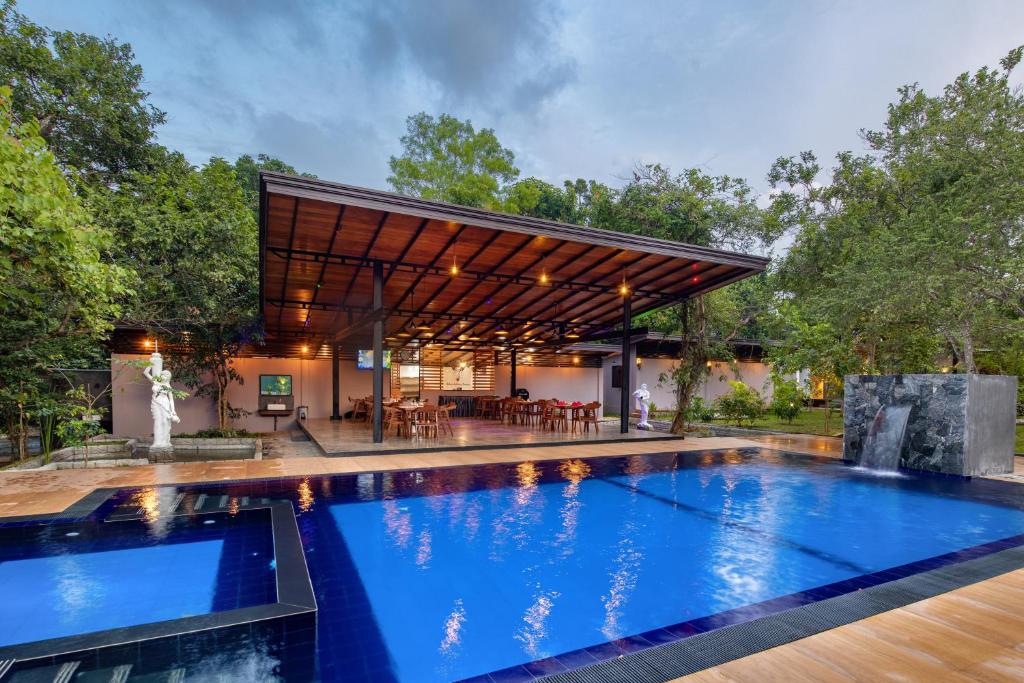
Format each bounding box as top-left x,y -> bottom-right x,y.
325,452 -> 1024,681
3,449 -> 1024,682
0,504 -> 276,649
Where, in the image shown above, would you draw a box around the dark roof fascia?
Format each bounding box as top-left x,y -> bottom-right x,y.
259,172 -> 771,272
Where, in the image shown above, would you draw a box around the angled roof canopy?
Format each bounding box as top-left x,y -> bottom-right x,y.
259,172 -> 769,358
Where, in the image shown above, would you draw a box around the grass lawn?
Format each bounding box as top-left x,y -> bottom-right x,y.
650,406 -> 1024,453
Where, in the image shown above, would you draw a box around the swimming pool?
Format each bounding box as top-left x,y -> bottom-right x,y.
2,448 -> 1024,682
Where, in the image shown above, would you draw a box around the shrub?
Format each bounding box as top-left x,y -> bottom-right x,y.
713,381 -> 764,426
683,396 -> 716,424
769,375 -> 806,424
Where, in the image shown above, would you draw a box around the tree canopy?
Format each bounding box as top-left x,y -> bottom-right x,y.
92,150 -> 259,429
0,0 -> 165,185
388,112 -> 519,208
0,86 -> 129,455
771,46 -> 1024,374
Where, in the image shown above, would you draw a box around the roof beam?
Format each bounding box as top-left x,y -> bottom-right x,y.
274,197 -> 301,331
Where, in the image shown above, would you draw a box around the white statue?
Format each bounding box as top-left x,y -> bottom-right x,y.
143,350 -> 180,449
633,383 -> 652,430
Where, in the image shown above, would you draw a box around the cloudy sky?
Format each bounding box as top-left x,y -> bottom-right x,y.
22,0 -> 1024,195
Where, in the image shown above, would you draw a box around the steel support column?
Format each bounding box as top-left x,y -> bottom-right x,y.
510,348 -> 517,397
620,294 -> 632,434
331,343 -> 341,420
372,261 -> 384,443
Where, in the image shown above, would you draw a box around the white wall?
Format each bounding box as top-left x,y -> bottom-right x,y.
603,353 -> 775,414
112,354 -> 607,436
112,354 -> 388,437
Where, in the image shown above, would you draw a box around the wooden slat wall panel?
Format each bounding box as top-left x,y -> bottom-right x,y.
472,349 -> 495,392
419,347 -> 443,391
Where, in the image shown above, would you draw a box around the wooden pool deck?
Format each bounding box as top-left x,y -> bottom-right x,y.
0,435 -> 1021,682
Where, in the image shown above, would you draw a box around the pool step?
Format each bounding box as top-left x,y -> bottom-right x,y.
0,663 -> 184,683
75,665 -> 132,683
4,661 -> 79,683
105,491 -> 274,522
124,670 -> 184,683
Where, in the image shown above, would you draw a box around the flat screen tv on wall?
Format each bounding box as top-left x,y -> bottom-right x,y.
357,350 -> 392,370
260,375 -> 292,396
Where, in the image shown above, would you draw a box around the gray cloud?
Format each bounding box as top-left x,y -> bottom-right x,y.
352,0 -> 576,112
250,111 -> 387,187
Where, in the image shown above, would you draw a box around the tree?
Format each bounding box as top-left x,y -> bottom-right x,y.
766,304 -> 862,434
0,86 -> 129,458
504,177 -> 614,225
0,0 -> 165,185
232,153 -> 315,219
768,373 -> 806,424
713,381 -> 764,426
93,151 -> 258,432
771,47 -> 1024,374
388,112 -> 519,208
604,164 -> 778,434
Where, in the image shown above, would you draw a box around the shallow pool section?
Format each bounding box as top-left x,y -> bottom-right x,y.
0,505 -> 275,648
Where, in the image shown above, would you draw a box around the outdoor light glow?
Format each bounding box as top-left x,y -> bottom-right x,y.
618,283 -> 629,296
144,339 -> 153,348
692,276 -> 700,283
539,270 -> 550,285
573,356 -> 580,364
301,344 -> 309,353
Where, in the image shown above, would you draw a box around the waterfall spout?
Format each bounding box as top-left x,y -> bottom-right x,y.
859,404 -> 911,471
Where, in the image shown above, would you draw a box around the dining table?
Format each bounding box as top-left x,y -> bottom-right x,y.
393,402 -> 426,437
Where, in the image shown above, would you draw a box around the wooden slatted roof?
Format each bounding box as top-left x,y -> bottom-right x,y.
259,172 -> 769,357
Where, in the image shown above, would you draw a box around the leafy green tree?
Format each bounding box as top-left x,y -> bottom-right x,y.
232,153 -> 315,218
388,112 -> 519,208
0,0 -> 165,184
766,304 -> 862,434
93,151 -> 258,431
605,164 -> 779,434
0,87 -> 129,458
768,373 -> 806,423
771,47 -> 1024,374
713,380 -> 765,426
504,177 -> 614,225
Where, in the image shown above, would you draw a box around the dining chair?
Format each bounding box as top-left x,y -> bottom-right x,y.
437,403 -> 456,436
413,405 -> 440,438
573,401 -> 601,433
349,396 -> 367,421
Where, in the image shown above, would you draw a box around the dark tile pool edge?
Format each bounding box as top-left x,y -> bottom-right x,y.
296,420 -> 683,456
0,502 -> 316,668
0,487 -> 120,525
491,543 -> 1024,683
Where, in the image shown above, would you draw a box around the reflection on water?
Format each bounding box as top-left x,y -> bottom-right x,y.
439,598 -> 466,655
516,590 -> 559,659
297,479 -> 314,513
382,498 -> 413,549
132,486 -> 178,538
416,529 -> 433,567
55,556 -> 102,625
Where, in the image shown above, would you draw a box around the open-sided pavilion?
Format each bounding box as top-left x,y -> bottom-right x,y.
256,171 -> 768,450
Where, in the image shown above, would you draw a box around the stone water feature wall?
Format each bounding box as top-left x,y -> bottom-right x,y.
844,374 -> 1017,476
